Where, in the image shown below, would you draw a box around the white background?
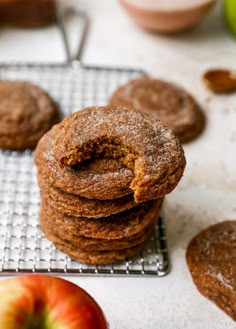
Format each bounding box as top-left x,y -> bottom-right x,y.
0,0 -> 235,328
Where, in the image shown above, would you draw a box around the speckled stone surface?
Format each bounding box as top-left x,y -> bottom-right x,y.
0,0 -> 235,328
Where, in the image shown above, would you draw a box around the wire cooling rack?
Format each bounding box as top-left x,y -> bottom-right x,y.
0,63 -> 169,276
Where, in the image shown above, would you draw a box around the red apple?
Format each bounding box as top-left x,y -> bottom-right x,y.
0,275 -> 108,329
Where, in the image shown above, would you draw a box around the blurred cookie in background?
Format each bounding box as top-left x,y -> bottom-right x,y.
0,0 -> 56,28
110,77 -> 205,143
0,80 -> 60,150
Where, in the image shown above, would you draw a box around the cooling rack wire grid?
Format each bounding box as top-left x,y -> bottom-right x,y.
0,64 -> 169,276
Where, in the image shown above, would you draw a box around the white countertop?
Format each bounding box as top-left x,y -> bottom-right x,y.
0,0 -> 236,328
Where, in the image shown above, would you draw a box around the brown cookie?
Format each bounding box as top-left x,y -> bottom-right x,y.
40,207 -> 156,251
35,127 -> 134,200
0,0 -> 56,27
186,221 -> 236,321
0,81 -> 59,150
40,198 -> 163,239
38,175 -> 137,218
110,77 -> 205,143
53,106 -> 186,203
40,227 -> 152,265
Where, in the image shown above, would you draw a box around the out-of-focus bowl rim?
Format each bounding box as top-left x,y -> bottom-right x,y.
120,0 -> 216,13
119,0 -> 216,33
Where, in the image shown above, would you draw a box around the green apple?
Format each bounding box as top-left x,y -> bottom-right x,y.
224,0 -> 236,36
0,275 -> 108,329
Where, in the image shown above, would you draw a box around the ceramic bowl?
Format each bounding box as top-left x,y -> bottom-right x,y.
119,0 -> 216,33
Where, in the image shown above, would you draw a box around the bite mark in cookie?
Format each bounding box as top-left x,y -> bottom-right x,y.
53,106 -> 186,202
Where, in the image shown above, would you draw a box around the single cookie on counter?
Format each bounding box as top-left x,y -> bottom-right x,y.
0,0 -> 56,27
186,221 -> 236,321
0,80 -> 60,150
35,127 -> 134,200
109,77 -> 205,143
53,106 -> 186,203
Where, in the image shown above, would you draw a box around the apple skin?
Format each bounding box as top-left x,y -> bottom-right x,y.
0,275 -> 108,329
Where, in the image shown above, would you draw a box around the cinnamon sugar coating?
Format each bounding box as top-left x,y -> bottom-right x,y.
186,221 -> 236,321
110,77 -> 205,143
53,106 -> 186,203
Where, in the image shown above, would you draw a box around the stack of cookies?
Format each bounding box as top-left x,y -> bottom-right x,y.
35,106 -> 186,265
